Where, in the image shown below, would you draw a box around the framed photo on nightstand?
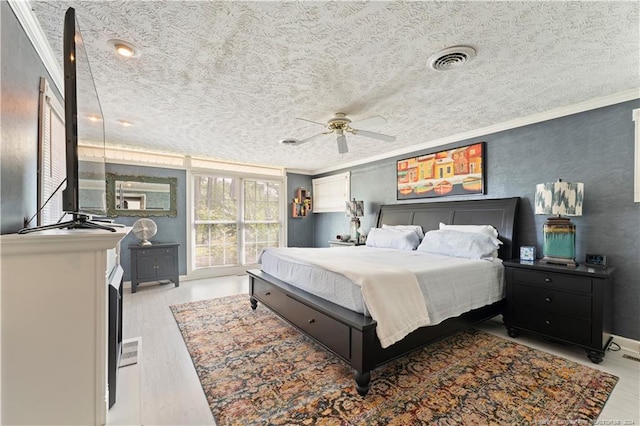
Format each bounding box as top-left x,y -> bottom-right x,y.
585,253 -> 608,269
520,246 -> 536,261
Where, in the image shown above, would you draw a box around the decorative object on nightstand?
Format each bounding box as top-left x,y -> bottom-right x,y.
534,179 -> 584,267
520,246 -> 536,261
345,198 -> 364,243
585,253 -> 608,269
292,187 -> 312,218
132,218 -> 157,245
503,260 -> 614,364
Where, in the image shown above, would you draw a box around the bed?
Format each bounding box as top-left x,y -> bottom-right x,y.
247,197 -> 519,396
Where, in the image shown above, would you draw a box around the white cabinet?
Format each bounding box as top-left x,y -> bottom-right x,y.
1,227 -> 129,425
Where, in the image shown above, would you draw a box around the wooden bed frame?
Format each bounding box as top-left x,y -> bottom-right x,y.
248,197 -> 519,396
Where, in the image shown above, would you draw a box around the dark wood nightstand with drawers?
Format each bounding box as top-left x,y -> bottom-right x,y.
129,242 -> 179,293
503,260 -> 614,363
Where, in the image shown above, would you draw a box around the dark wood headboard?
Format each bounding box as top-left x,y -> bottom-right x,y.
375,197 -> 520,260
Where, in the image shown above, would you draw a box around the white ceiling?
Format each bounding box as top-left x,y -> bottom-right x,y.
29,1 -> 639,174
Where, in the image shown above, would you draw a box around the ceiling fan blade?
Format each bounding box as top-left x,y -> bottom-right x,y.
351,115 -> 387,129
336,133 -> 348,154
352,128 -> 396,142
295,117 -> 327,127
298,131 -> 329,144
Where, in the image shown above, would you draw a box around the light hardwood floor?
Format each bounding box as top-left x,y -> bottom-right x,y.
120,275 -> 640,425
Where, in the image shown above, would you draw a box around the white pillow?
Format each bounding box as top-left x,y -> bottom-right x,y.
417,229 -> 502,260
439,222 -> 498,238
365,227 -> 421,250
382,224 -> 425,240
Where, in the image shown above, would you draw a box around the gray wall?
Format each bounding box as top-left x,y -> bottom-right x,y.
286,173 -> 314,247
106,164 -> 187,281
1,3 -> 62,234
313,100 -> 640,340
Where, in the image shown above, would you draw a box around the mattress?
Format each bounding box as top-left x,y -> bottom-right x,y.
259,246 -> 504,326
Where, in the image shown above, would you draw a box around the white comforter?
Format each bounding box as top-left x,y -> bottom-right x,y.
259,247 -> 504,348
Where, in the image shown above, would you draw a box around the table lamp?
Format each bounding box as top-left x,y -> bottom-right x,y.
534,179 -> 584,267
346,198 -> 364,243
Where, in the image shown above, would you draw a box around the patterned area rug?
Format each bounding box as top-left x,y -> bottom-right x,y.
171,295 -> 618,425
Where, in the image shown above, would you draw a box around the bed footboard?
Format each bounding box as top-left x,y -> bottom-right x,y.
247,269 -> 504,396
248,269 -> 377,395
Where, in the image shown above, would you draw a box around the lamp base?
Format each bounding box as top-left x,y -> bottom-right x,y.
349,217 -> 361,243
540,255 -> 578,267
542,216 -> 577,267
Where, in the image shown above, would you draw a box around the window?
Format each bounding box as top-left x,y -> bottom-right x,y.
244,179 -> 281,264
193,176 -> 239,268
38,77 -> 66,225
311,172 -> 350,213
192,174 -> 283,270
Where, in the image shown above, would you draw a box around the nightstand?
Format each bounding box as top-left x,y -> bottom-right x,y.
328,240 -> 362,247
129,242 -> 179,293
503,260 -> 614,363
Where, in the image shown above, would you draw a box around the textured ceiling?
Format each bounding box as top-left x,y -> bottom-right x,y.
30,1 -> 639,173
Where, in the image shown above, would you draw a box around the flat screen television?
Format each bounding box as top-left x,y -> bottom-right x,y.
20,7 -> 114,233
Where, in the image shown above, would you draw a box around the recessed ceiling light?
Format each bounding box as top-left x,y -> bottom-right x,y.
117,119 -> 133,127
108,39 -> 140,58
115,44 -> 135,57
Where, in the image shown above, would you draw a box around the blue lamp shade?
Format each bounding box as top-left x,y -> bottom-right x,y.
535,181 -> 583,266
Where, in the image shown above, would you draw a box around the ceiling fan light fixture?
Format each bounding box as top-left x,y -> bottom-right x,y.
428,45 -> 476,71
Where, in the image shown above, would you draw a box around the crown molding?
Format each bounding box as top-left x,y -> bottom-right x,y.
285,168 -> 314,176
8,0 -> 64,95
311,89 -> 640,175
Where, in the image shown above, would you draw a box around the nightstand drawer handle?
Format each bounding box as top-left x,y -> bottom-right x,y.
545,297 -> 552,303
308,319 -> 315,324
265,291 -> 271,296
544,277 -> 552,283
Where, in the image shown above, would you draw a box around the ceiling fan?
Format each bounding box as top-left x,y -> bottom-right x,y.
280,112 -> 396,154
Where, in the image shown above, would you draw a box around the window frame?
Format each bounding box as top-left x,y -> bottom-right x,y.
188,170 -> 286,278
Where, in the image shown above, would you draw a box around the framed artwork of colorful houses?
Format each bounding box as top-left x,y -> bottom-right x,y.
396,142 -> 486,200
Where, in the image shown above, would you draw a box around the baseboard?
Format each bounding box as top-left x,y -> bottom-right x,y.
612,334 -> 640,353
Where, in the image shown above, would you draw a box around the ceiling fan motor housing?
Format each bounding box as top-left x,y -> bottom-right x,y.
290,112 -> 395,153
327,113 -> 352,132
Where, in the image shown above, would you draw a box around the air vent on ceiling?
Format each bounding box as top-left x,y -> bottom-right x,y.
428,46 -> 476,71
